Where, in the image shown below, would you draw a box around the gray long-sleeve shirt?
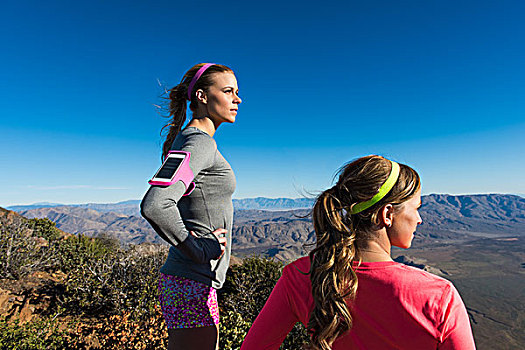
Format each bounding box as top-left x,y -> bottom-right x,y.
141,127 -> 235,289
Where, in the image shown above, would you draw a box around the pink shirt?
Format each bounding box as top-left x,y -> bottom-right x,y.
241,257 -> 475,350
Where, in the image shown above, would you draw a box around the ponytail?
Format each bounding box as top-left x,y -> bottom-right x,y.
308,188 -> 358,350
161,84 -> 187,159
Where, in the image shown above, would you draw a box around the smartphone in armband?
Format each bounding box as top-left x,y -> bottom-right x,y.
148,151 -> 195,195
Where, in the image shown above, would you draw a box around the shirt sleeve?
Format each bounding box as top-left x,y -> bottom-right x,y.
438,283 -> 476,350
140,132 -> 222,264
241,265 -> 302,350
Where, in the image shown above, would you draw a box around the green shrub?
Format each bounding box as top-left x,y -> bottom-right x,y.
219,310 -> 252,350
104,245 -> 166,318
0,219 -> 61,279
58,238 -> 167,318
56,234 -> 118,274
27,218 -> 63,241
219,256 -> 284,321
0,316 -> 70,350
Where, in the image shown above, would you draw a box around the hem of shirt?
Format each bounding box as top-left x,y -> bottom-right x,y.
159,266 -> 223,290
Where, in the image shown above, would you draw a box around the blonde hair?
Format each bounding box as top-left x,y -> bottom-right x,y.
308,155 -> 420,349
160,63 -> 234,159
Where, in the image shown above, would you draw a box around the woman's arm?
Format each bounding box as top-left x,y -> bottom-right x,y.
140,132 -> 222,264
141,183 -> 222,263
438,284 -> 476,349
241,266 -> 303,350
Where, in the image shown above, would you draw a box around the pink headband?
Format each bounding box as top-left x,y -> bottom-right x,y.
187,63 -> 215,100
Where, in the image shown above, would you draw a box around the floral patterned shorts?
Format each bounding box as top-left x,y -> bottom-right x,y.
158,273 -> 220,329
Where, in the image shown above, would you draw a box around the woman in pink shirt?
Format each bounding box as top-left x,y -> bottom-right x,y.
241,155 -> 475,350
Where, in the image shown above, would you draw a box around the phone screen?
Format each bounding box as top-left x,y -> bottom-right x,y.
155,157 -> 184,180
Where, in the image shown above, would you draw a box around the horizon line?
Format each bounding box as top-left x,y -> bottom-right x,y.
4,192 -> 524,208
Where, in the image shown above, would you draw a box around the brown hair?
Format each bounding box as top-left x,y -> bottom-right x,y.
160,63 -> 234,159
308,155 -> 421,349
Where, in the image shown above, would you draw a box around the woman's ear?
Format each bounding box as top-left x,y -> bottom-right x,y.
196,89 -> 207,104
380,204 -> 394,228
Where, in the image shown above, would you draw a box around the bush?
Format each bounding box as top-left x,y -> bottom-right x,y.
219,256 -> 284,320
27,218 -> 63,241
0,218 -> 169,348
58,237 -> 167,317
0,316 -> 70,350
56,234 -> 118,274
70,308 -> 167,350
219,310 -> 252,350
0,219 -> 61,279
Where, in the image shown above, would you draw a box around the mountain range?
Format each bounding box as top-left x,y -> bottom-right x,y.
7,197 -> 314,215
10,194 -> 525,260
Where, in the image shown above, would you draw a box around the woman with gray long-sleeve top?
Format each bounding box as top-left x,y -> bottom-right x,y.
141,63 -> 241,350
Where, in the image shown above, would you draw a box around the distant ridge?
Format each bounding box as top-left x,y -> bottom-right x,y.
10,194 -> 524,251
8,197 -> 315,215
421,193 -> 525,237
8,193 -> 525,214
7,202 -> 64,211
7,200 -> 141,216
15,205 -> 163,245
232,197 -> 314,210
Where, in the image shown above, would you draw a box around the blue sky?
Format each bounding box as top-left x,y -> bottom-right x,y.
1,0 -> 524,206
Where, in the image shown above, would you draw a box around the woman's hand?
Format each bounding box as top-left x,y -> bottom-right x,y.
189,228 -> 228,259
211,228 -> 228,258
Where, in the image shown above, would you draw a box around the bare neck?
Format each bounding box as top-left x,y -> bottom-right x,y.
187,116 -> 219,137
357,228 -> 393,262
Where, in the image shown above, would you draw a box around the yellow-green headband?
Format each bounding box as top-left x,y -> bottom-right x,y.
350,160 -> 400,215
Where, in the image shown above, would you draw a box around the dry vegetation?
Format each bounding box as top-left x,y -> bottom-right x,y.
0,211 -> 308,349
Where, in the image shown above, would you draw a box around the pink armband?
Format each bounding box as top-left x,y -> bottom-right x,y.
148,151 -> 196,196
